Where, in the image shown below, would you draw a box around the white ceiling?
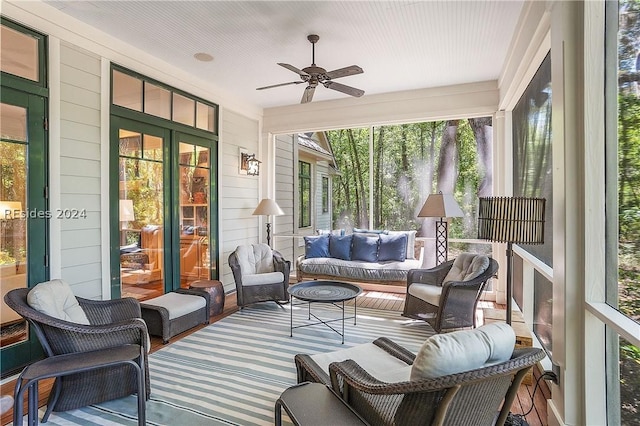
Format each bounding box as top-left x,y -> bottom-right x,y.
44,1 -> 525,109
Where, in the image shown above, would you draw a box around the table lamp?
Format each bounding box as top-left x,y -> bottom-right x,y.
417,192 -> 464,265
252,198 -> 284,246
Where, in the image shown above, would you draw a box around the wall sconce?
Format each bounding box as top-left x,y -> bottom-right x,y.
240,152 -> 261,176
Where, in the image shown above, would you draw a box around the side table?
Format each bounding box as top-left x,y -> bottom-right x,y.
189,280 -> 225,316
275,382 -> 367,425
13,344 -> 145,426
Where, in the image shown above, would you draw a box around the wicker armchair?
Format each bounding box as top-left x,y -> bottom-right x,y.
295,337 -> 544,426
229,243 -> 290,307
4,287 -> 150,422
403,255 -> 499,333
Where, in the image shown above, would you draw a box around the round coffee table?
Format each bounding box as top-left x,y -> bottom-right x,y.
287,280 -> 362,344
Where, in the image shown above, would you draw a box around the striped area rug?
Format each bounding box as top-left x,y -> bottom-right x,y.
40,302 -> 434,425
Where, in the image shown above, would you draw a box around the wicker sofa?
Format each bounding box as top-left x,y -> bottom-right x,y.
296,230 -> 423,286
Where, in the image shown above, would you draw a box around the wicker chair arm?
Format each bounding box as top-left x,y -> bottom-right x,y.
272,249 -> 291,284
294,353 -> 331,385
41,318 -> 149,355
78,296 -> 142,324
407,261 -> 454,286
373,337 -> 416,364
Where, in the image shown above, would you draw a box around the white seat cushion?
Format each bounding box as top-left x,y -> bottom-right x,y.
242,271 -> 284,286
143,292 -> 206,319
410,322 -> 515,380
27,279 -> 90,324
407,282 -> 442,306
310,342 -> 411,382
443,253 -> 490,283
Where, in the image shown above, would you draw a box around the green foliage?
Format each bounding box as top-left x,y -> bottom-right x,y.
327,119 -> 487,238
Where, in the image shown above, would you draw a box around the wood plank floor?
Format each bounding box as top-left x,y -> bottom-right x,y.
1,285 -> 549,425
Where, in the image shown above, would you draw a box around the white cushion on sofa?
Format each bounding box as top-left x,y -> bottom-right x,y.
27,279 -> 90,324
443,253 -> 490,283
410,323 -> 515,380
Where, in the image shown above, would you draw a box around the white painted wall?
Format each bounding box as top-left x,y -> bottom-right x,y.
219,110 -> 260,293
273,134 -> 295,263
58,42 -> 103,299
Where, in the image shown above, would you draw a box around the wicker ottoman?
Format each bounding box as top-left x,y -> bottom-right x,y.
140,289 -> 210,344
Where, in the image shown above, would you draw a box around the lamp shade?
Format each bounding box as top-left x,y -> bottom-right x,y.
417,193 -> 464,218
119,199 -> 135,222
0,201 -> 22,220
252,198 -> 284,216
477,197 -> 545,244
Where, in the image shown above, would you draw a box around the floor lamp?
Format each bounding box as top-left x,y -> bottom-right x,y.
477,196 -> 546,325
418,193 -> 464,265
252,198 -> 284,246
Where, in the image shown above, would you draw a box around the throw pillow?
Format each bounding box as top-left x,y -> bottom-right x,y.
352,234 -> 379,262
409,322 -> 515,380
27,279 -> 90,325
388,230 -> 417,259
317,229 -> 346,236
378,233 -> 408,261
443,253 -> 490,283
329,234 -> 353,260
304,234 -> 330,258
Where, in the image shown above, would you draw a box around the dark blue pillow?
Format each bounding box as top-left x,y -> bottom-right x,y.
304,234 -> 330,258
352,234 -> 379,262
378,233 -> 408,261
329,234 -> 352,260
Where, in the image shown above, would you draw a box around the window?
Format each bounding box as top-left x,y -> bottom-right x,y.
511,53 -> 553,356
322,176 -> 329,213
112,67 -> 217,133
0,19 -> 46,85
605,1 -> 640,422
299,161 -> 311,228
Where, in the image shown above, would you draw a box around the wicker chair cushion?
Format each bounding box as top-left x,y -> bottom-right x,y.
310,342 -> 411,381
410,322 -> 515,380
27,279 -> 90,325
407,283 -> 442,306
443,253 -> 490,283
236,243 -> 276,275
242,271 -> 285,286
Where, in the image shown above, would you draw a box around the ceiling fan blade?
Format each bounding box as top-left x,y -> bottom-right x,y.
325,65 -> 363,80
278,63 -> 309,77
256,81 -> 303,90
301,86 -> 316,103
323,81 -> 365,97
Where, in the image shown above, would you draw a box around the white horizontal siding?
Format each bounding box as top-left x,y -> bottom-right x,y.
219,109 -> 260,292
274,134 -> 294,264
59,42 -> 102,295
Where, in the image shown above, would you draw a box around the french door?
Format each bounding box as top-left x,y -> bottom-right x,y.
111,118 -> 216,298
0,87 -> 48,375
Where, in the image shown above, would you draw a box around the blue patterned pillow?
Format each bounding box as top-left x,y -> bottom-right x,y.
352,234 -> 379,262
378,233 -> 408,261
304,234 -> 330,258
329,234 -> 352,260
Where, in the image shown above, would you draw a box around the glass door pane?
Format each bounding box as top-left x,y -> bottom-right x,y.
178,141 -> 210,287
0,102 -> 28,349
119,129 -> 165,300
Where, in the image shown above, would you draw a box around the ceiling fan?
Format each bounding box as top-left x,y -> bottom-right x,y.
256,34 -> 365,104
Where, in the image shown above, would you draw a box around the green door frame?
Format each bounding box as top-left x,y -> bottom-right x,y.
109,116 -> 171,298
0,86 -> 49,376
110,118 -> 219,297
172,131 -> 219,289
